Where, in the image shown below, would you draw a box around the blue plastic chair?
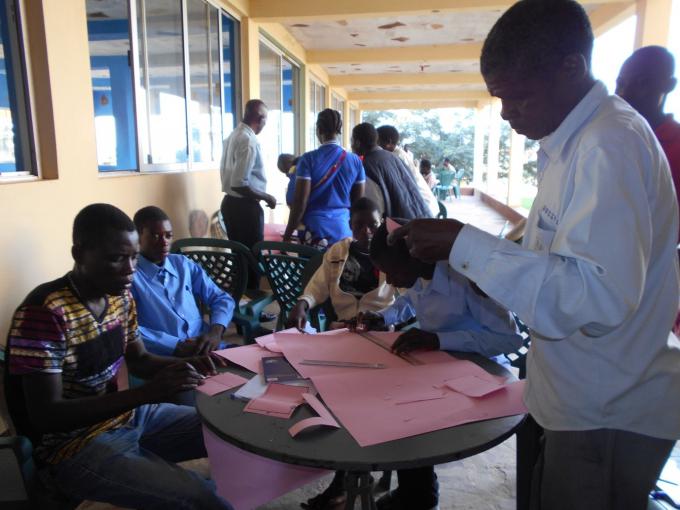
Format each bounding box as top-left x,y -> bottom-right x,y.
435,171 -> 456,201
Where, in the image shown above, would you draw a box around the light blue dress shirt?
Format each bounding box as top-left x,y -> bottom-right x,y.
378,261 -> 521,362
132,254 -> 235,356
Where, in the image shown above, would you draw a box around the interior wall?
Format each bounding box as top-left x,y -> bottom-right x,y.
0,0 -> 224,343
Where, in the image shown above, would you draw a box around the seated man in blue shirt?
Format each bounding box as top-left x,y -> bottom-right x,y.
131,206 -> 235,357
356,220 -> 522,510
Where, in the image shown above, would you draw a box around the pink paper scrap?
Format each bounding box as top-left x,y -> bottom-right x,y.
444,375 -> 508,398
244,382 -> 311,419
212,344 -> 282,373
289,393 -> 341,437
256,328 -> 300,353
386,217 -> 402,234
196,372 -> 248,396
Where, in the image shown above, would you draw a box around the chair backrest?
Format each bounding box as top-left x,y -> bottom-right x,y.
437,171 -> 456,187
503,314 -> 531,379
437,201 -> 447,219
252,241 -> 320,324
171,237 -> 255,304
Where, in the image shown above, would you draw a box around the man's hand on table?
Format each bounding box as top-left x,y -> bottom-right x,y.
142,361 -> 208,402
388,218 -> 465,263
347,311 -> 386,332
287,301 -> 309,332
392,328 -> 440,354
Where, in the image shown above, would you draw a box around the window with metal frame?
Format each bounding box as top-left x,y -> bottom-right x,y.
308,77 -> 326,149
85,0 -> 240,173
0,0 -> 35,179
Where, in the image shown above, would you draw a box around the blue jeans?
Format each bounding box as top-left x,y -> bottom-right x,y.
45,403 -> 233,510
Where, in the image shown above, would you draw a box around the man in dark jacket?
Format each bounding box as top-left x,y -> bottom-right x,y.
352,123 -> 432,219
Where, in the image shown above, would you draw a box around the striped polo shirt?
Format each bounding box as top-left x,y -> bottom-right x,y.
6,274 -> 138,464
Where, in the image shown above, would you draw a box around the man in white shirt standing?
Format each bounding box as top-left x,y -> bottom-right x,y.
377,125 -> 439,217
390,1 -> 680,509
220,99 -> 277,288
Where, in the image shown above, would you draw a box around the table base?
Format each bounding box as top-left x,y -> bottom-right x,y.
345,471 -> 377,510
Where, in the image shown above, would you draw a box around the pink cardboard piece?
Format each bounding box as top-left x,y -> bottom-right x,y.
196,372 -> 248,396
289,393 -> 340,437
244,382 -> 311,419
445,375 -> 507,398
203,425 -> 328,510
389,386 -> 448,405
386,217 -> 402,234
212,344 -> 282,373
310,361 -> 527,447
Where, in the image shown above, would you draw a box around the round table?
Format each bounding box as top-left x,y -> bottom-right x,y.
198,353 -> 525,509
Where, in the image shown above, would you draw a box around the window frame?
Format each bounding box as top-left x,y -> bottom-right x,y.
89,0 -> 241,175
0,0 -> 37,182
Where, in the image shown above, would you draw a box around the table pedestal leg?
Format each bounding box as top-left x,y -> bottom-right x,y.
344,471 -> 376,510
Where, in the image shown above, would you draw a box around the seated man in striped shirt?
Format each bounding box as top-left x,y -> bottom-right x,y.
5,203 -> 233,509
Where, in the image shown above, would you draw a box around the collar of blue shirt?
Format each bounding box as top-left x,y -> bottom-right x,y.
540,81 -> 607,162
137,254 -> 179,280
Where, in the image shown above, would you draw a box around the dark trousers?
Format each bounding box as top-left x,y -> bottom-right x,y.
395,467 -> 439,508
221,194 -> 264,289
530,428 -> 674,510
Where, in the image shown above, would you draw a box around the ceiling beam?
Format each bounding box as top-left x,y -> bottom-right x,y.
330,72 -> 485,88
250,0 -> 627,21
308,43 -> 482,65
588,2 -> 636,36
349,90 -> 489,101
358,100 -> 478,110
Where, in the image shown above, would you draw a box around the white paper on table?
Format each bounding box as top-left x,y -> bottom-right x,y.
233,374 -> 317,402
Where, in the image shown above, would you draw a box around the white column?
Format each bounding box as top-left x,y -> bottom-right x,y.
486,99 -> 501,196
507,129 -> 526,207
472,103 -> 486,190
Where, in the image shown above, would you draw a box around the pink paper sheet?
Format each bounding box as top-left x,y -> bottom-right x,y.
203,425 -> 328,510
212,344 -> 282,373
196,372 -> 248,396
386,217 -> 402,234
310,361 -> 527,446
445,374 -> 507,398
243,382 -> 311,419
255,328 -> 299,353
289,393 -> 340,437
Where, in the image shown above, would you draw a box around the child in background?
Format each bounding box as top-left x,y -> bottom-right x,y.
354,220 -> 522,510
277,153 -> 299,207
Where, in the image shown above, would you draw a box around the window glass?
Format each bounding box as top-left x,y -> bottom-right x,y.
86,0 -> 138,171
221,12 -> 238,137
137,0 -> 187,166
0,0 -> 32,174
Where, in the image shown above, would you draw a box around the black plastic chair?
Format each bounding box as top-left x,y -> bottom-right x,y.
252,241 -> 321,330
171,238 -> 273,343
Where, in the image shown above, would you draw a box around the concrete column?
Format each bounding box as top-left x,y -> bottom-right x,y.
487,99 -> 501,196
635,0 -> 673,47
472,102 -> 487,189
508,129 -> 526,207
342,98 -> 351,148
241,18 -> 260,101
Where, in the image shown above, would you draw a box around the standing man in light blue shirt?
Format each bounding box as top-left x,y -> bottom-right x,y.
131,206 -> 235,357
389,2 -> 680,509
220,99 -> 277,289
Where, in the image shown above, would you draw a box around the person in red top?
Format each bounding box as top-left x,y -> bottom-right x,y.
617,46 -> 680,241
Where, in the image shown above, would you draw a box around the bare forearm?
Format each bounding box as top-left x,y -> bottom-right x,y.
29,386 -> 151,434
284,201 -> 306,238
126,351 -> 178,379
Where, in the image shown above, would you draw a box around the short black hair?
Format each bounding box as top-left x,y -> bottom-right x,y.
133,206 -> 170,233
317,109 -> 343,138
73,203 -> 135,250
350,197 -> 379,217
420,159 -> 432,171
352,122 -> 378,149
243,99 -> 267,123
377,125 -> 400,145
369,219 -> 410,266
481,0 -> 594,80
625,45 -> 676,81
277,153 -> 296,170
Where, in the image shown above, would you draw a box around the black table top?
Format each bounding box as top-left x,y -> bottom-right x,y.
197,353 -> 525,472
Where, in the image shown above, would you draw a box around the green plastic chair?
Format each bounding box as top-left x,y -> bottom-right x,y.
437,200 -> 447,219
252,241 -> 321,330
435,171 -> 456,201
171,238 -> 273,343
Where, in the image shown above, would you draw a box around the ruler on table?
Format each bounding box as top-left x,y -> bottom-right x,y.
355,330 -> 423,366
